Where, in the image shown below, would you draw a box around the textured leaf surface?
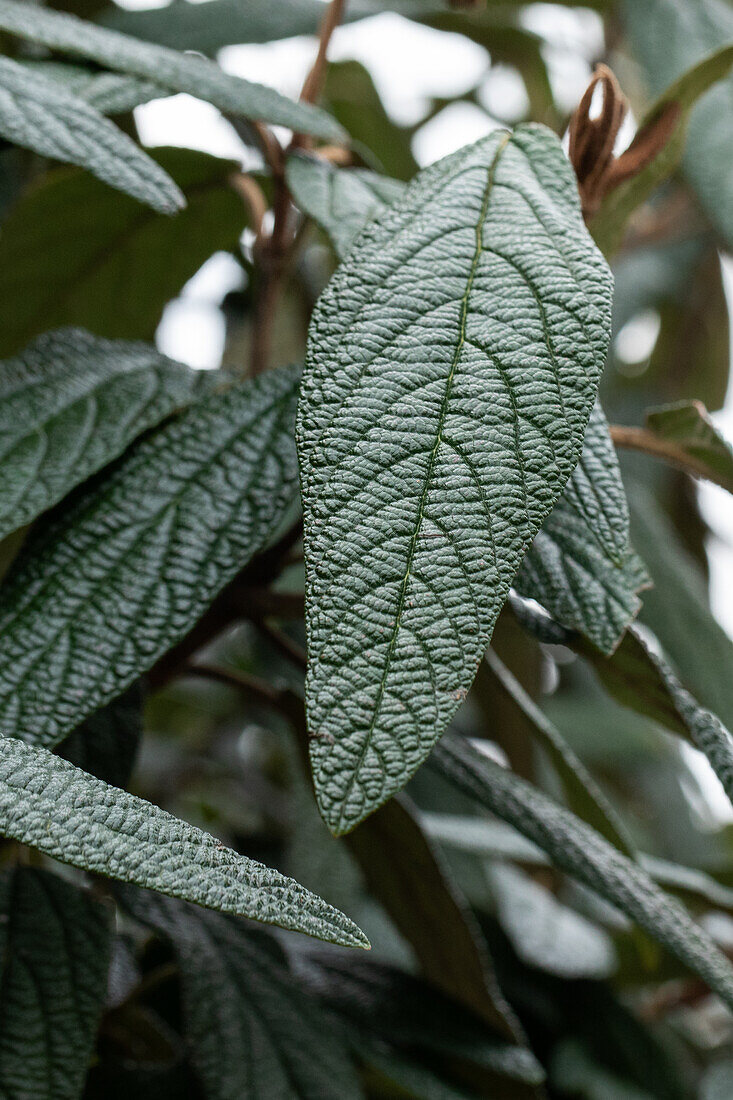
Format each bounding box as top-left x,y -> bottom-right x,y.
0,328 -> 202,541
0,0 -> 344,142
119,888 -> 362,1099
21,59 -> 165,116
622,0 -> 733,248
286,154 -> 406,260
298,124 -> 613,834
643,400 -> 733,492
515,403 -> 648,654
431,735 -> 733,1008
0,147 -> 245,357
0,737 -> 368,946
0,55 -> 182,212
0,364 -> 300,747
0,867 -> 111,1100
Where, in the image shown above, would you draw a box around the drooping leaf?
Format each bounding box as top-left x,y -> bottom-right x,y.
0,867 -> 111,1100
515,404 -> 648,655
0,0 -> 345,142
297,954 -> 545,1092
0,147 -> 245,357
117,887 -> 362,1099
0,737 -> 368,947
622,0 -> 733,249
286,153 -> 406,260
0,55 -> 182,212
431,734 -> 733,1008
20,59 -> 165,116
592,43 -> 733,255
0,328 -> 204,541
0,363 -> 300,747
479,650 -> 635,854
640,400 -> 733,492
298,124 -> 613,834
488,862 -> 617,979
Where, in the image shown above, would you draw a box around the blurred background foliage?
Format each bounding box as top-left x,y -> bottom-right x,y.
3,0 -> 733,1097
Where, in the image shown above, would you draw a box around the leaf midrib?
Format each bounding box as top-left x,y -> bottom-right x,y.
332,131 -> 512,833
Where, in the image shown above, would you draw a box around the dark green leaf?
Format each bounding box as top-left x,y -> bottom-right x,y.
0,147 -> 245,356
0,0 -> 345,142
0,364 -> 300,747
0,867 -> 111,1100
0,328 -> 203,540
286,153 -> 406,260
298,125 -> 613,834
118,887 -> 362,1099
431,734 -> 733,1008
0,738 -> 368,946
515,404 -> 648,655
622,0 -> 733,249
0,55 -> 182,212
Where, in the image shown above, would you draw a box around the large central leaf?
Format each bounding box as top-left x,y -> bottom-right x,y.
298,124 -> 612,835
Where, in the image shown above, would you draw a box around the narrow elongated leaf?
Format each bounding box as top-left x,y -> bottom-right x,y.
0,0 -> 344,142
0,867 -> 111,1100
0,737 -> 368,947
431,735 -> 733,1008
0,55 -> 182,212
118,888 -> 362,1099
515,404 -> 648,654
0,364 -> 300,747
0,147 -> 244,357
0,328 -> 203,541
622,0 -> 733,249
641,400 -> 733,492
286,154 -> 406,260
21,60 -> 165,116
298,124 -> 613,834
592,43 -> 733,255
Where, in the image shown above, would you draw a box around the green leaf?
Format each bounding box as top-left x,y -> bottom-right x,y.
0,363 -> 300,747
0,55 -> 182,213
641,400 -> 733,492
0,867 -> 111,1100
0,328 -> 203,541
0,0 -> 344,142
592,43 -> 733,255
0,147 -> 245,357
298,124 -> 613,835
622,0 -> 733,249
20,59 -> 165,116
515,404 -> 648,655
431,734 -> 733,1009
488,862 -> 617,979
479,650 -> 635,854
0,737 -> 368,946
286,153 -> 406,260
117,887 -> 362,1099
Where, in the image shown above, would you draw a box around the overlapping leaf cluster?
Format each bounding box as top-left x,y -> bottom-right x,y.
0,0 -> 732,1097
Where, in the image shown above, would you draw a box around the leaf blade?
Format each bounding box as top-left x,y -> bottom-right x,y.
298,124 -> 613,834
0,738 -> 368,947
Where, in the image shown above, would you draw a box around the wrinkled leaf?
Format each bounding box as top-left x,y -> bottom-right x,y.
0,328 -> 203,541
0,55 -> 182,212
286,153 -> 406,260
0,147 -> 245,357
0,867 -> 111,1100
299,125 -> 613,834
515,404 -> 648,655
0,0 -> 344,142
118,887 -> 362,1099
431,734 -> 733,1008
0,364 -> 300,746
0,737 -> 368,946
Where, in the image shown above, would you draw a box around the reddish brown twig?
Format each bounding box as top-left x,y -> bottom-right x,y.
299,0 -> 347,108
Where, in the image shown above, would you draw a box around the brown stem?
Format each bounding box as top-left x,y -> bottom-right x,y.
299,0 -> 347,108
230,171 -> 268,245
257,618 -> 308,670
609,424 -> 722,488
185,662 -> 284,710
